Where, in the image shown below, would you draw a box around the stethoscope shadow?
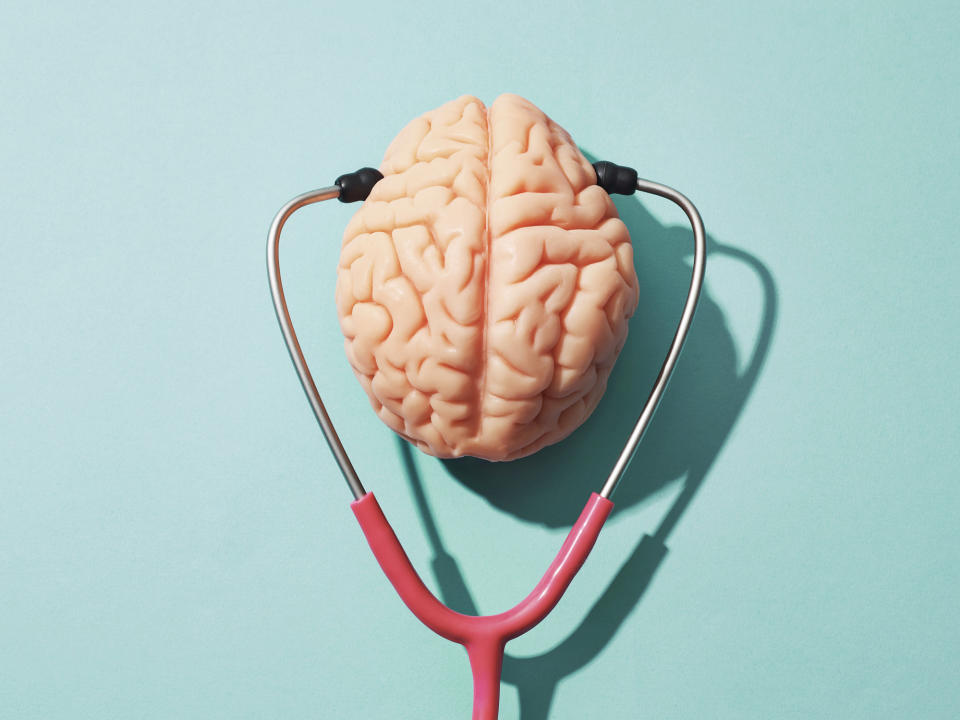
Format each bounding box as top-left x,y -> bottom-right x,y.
397,190 -> 778,719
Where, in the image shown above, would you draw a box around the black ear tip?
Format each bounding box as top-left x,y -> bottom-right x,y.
593,161 -> 638,195
336,167 -> 384,203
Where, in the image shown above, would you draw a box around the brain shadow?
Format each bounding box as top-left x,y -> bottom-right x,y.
395,173 -> 778,719
440,189 -> 756,527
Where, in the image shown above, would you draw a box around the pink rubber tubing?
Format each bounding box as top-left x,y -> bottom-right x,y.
351,491 -> 614,720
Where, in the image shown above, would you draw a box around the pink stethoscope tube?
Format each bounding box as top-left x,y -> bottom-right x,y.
353,491 -> 613,720
267,170 -> 705,718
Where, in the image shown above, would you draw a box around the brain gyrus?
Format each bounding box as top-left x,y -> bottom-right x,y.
335,94 -> 638,461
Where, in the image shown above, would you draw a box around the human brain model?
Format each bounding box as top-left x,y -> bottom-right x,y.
335,94 -> 638,461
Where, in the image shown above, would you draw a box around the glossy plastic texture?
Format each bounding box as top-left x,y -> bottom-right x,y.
351,491 -> 613,720
336,94 -> 638,462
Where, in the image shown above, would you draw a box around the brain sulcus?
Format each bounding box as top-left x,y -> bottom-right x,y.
335,94 -> 638,461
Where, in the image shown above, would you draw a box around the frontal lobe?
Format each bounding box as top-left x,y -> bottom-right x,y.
335,94 -> 638,461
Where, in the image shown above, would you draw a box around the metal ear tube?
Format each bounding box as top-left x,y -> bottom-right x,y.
267,164 -> 705,719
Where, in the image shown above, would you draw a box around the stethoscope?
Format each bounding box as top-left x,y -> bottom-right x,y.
267,159 -> 705,720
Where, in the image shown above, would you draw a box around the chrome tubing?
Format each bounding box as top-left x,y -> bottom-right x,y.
599,179 -> 707,499
266,186 -> 366,500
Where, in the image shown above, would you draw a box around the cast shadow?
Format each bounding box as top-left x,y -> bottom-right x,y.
441,186 -> 761,527
398,184 -> 778,718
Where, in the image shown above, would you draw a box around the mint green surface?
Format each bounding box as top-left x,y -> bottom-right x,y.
2,2 -> 959,718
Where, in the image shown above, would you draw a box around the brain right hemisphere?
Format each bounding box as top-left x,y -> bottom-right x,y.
335,94 -> 638,461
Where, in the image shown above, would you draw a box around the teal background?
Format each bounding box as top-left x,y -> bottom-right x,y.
2,1 -> 958,718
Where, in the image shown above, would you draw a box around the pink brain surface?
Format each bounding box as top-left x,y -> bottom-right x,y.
335,94 -> 638,461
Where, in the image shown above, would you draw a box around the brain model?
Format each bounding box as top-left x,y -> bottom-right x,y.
335,94 -> 638,461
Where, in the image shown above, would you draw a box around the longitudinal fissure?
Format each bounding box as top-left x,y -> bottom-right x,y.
471,101 -> 494,445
